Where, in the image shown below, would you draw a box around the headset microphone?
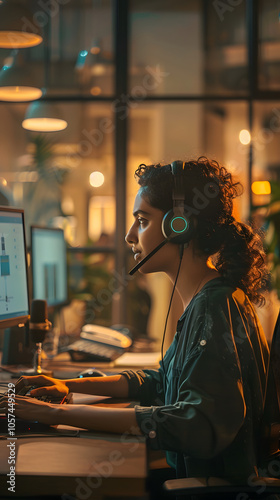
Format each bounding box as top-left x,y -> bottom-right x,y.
128,239 -> 169,275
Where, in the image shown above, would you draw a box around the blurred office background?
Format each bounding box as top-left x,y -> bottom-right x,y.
0,0 -> 279,346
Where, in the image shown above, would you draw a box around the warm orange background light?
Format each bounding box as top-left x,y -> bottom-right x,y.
251,181 -> 271,195
0,31 -> 42,48
0,85 -> 42,101
22,117 -> 68,132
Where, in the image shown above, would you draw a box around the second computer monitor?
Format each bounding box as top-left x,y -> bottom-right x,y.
0,207 -> 29,329
31,226 -> 68,307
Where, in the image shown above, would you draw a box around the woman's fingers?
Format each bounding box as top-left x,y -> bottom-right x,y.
15,375 -> 55,392
29,385 -> 59,397
14,376 -> 69,398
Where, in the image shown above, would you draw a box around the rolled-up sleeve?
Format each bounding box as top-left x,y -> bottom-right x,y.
121,340 -> 176,405
121,368 -> 165,406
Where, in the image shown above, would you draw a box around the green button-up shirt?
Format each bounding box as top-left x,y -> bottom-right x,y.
123,278 -> 269,480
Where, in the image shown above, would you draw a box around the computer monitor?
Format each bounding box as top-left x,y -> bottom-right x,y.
0,207 -> 29,329
31,226 -> 68,308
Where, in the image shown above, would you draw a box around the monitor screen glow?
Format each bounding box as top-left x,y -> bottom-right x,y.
0,207 -> 29,329
31,226 -> 68,307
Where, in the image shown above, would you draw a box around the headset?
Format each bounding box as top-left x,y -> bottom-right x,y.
162,160 -> 194,244
129,160 -> 194,275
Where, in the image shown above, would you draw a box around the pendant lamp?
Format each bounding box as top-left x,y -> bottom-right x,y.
22,101 -> 68,132
0,62 -> 43,101
0,1 -> 43,48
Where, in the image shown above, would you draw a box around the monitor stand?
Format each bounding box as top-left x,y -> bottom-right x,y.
2,327 -> 34,365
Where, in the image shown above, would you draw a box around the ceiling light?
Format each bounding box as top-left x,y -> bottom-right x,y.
0,62 -> 42,101
90,86 -> 101,96
239,129 -> 251,145
0,51 -> 43,102
89,171 -> 104,187
22,102 -> 68,132
0,86 -> 42,101
0,1 -> 43,48
90,38 -> 101,55
90,46 -> 101,55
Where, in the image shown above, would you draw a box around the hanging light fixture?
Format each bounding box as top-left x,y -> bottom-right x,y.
22,101 -> 68,132
0,1 -> 43,49
0,56 -> 43,101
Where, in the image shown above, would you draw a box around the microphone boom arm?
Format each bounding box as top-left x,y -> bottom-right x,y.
129,239 -> 169,276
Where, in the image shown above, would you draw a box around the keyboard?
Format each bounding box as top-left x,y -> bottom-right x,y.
16,385 -> 73,405
67,339 -> 124,362
0,415 -> 53,434
0,386 -> 73,434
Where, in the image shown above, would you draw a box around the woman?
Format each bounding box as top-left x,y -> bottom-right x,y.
1,157 -> 269,483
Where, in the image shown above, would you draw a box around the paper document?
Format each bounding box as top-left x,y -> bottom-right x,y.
71,394 -> 111,405
114,351 -> 161,367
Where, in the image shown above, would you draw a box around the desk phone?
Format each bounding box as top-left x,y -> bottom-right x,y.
66,324 -> 132,362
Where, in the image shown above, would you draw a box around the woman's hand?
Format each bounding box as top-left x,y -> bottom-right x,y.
0,394 -> 60,425
14,373 -> 130,400
15,375 -> 69,398
0,392 -> 142,434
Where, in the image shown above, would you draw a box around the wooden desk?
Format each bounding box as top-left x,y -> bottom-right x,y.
0,429 -> 147,499
0,351 -> 159,380
0,355 -> 164,498
0,391 -> 148,499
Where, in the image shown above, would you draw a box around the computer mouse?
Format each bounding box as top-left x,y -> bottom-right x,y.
77,368 -> 106,378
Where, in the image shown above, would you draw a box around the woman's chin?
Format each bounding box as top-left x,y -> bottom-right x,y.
138,262 -> 163,275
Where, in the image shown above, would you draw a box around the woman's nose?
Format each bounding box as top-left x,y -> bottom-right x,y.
125,223 -> 137,245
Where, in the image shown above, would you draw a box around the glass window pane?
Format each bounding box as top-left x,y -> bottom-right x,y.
129,0 -> 203,95
0,0 -> 114,98
204,0 -> 248,95
49,0 -> 114,97
129,0 -> 248,95
252,102 -> 280,206
259,0 -> 280,91
67,251 -> 115,329
67,250 -> 151,336
252,101 -> 280,310
0,101 -> 115,247
127,101 -> 249,219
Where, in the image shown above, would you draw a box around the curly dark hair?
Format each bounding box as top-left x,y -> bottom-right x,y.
135,156 -> 268,306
